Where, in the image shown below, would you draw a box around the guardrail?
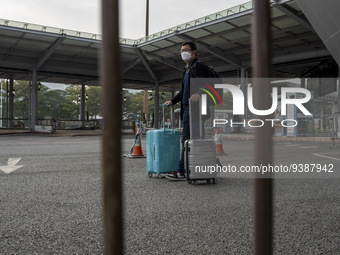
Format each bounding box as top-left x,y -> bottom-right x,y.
0,118 -> 102,130
0,118 -> 28,129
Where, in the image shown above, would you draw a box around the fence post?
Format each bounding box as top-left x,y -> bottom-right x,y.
101,0 -> 123,254
252,0 -> 273,255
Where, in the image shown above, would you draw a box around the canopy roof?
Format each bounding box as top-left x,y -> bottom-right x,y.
0,0 -> 333,91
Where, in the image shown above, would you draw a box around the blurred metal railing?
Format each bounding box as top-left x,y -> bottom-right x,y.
330,112 -> 340,149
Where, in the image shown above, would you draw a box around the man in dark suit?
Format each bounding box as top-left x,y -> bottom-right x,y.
165,41 -> 216,180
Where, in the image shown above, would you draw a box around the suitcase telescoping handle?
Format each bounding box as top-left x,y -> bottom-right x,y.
161,103 -> 174,131
189,97 -> 204,139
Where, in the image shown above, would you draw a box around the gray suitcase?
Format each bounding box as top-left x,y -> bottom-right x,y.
184,98 -> 218,184
184,139 -> 217,184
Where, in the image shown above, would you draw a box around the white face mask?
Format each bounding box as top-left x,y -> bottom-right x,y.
181,52 -> 192,62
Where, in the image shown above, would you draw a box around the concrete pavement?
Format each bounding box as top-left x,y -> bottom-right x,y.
0,135 -> 339,254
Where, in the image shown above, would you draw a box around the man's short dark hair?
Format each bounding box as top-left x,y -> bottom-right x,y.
182,41 -> 197,51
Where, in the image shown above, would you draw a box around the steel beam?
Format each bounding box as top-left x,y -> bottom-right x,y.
122,59 -> 141,74
143,51 -> 183,72
274,2 -> 314,32
36,36 -> 65,69
133,47 -> 158,82
176,33 -> 243,68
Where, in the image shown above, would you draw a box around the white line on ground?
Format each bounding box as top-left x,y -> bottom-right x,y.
312,153 -> 340,161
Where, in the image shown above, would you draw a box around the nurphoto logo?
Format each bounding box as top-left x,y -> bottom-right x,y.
197,80 -> 312,128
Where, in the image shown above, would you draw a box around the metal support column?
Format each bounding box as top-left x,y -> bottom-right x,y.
8,75 -> 14,128
252,0 -> 273,255
301,78 -> 306,89
142,0 -> 150,125
5,79 -> 8,120
101,0 -> 123,254
145,0 -> 149,36
80,84 -> 86,121
0,80 -> 3,128
338,67 -> 340,112
240,66 -> 247,120
154,82 -> 159,128
143,90 -> 149,124
31,69 -> 38,131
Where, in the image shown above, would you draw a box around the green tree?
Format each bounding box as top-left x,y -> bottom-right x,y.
13,81 -> 30,119
39,88 -> 69,119
1,80 -> 103,121
64,85 -> 83,119
122,90 -> 179,125
122,90 -> 144,120
64,85 -> 102,120
86,86 -> 101,119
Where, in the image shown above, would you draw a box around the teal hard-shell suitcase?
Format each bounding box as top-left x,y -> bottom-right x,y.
146,105 -> 180,177
146,129 -> 180,176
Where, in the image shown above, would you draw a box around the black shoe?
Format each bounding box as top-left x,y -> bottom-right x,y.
165,171 -> 186,181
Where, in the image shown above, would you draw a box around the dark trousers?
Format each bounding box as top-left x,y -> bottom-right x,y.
178,109 -> 190,175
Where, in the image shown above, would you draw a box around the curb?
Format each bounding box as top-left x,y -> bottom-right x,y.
0,130 -> 102,137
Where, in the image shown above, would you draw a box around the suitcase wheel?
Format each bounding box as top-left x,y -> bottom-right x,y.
187,179 -> 215,185
206,179 -> 216,184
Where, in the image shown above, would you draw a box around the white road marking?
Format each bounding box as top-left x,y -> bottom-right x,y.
0,158 -> 24,174
312,153 -> 340,161
300,146 -> 319,149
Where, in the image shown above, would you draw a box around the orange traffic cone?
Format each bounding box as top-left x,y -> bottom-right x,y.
214,127 -> 225,154
131,134 -> 144,157
129,126 -> 145,158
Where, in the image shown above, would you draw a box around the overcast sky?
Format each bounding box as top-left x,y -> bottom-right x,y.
0,0 -> 248,39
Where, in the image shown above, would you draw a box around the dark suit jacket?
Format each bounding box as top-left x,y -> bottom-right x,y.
171,58 -> 215,120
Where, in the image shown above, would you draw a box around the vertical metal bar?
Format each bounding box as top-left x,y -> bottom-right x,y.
142,0 -> 150,127
252,1 -> 273,255
0,80 -> 2,128
31,69 -> 37,131
240,66 -> 247,120
301,78 -> 306,89
28,73 -> 31,130
8,75 -> 14,128
145,0 -> 149,37
101,0 -> 123,254
80,84 -> 86,121
338,67 -> 340,112
5,79 -> 8,120
154,82 -> 159,128
143,90 -> 149,124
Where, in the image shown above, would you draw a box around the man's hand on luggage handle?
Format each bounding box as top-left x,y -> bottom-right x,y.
190,94 -> 200,102
165,101 -> 173,106
165,94 -> 199,106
